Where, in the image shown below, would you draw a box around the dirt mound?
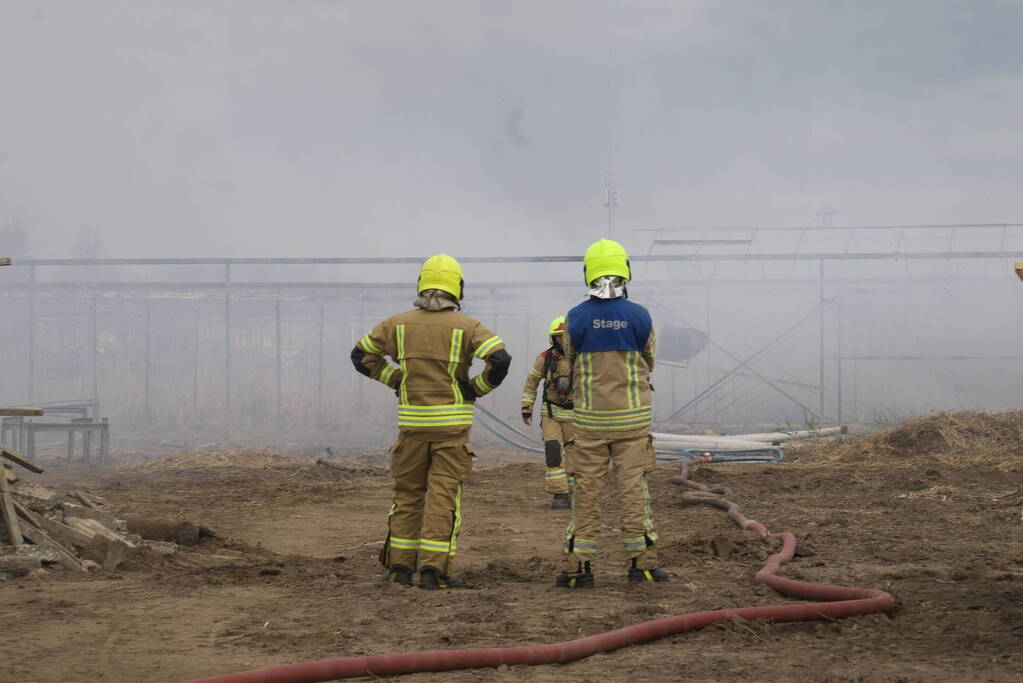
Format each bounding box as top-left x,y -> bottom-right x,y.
797,411 -> 1023,465
122,448 -> 291,471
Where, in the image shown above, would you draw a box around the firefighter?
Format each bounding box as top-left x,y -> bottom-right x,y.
556,239 -> 670,588
351,254 -> 511,590
521,316 -> 575,509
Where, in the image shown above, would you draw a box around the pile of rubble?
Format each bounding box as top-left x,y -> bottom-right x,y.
1,446 -> 210,578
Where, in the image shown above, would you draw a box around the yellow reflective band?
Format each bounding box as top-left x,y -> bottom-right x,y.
545,469 -> 567,479
627,350 -> 639,409
419,539 -> 451,553
388,537 -> 419,550
450,483 -> 463,555
572,538 -> 598,553
529,368 -> 543,379
379,365 -> 397,385
474,336 -> 503,359
397,403 -> 475,427
623,536 -> 647,551
447,328 -> 464,403
473,374 -> 493,395
359,334 -> 382,355
549,404 -> 574,420
579,353 -> 593,410
396,324 -> 409,404
522,393 -> 536,403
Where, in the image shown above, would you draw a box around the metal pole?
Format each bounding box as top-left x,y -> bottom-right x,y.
28,265 -> 36,402
224,264 -> 232,433
819,260 -> 825,417
91,295 -> 99,400
193,308 -> 200,424
316,302 -> 324,422
275,298 -> 283,424
145,302 -> 152,427
836,290 -> 843,423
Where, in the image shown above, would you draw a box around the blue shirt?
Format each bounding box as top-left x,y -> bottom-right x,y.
566,297 -> 653,353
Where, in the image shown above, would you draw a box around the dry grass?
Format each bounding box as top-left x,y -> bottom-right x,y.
790,410 -> 1023,469
121,447 -> 291,471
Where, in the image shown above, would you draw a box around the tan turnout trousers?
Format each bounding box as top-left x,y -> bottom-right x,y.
564,433 -> 658,570
384,429 -> 474,574
541,416 -> 574,494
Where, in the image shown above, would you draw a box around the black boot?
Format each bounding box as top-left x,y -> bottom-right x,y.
627,558 -> 670,583
382,564 -> 413,586
419,566 -> 468,590
551,493 -> 571,509
555,561 -> 594,589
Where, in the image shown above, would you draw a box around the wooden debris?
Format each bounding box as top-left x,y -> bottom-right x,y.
39,517 -> 94,549
63,503 -> 118,528
0,445 -> 44,474
0,463 -> 23,544
67,490 -> 106,509
0,407 -> 44,417
19,524 -> 86,572
0,555 -> 42,573
83,535 -> 134,571
4,465 -> 17,484
65,517 -> 133,546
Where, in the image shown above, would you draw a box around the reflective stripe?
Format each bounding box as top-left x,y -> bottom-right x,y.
450,483 -> 463,557
473,374 -> 493,395
419,539 -> 451,553
627,350 -> 639,409
549,404 -> 574,420
529,368 -> 543,379
397,403 -> 475,427
522,393 -> 536,403
447,328 -> 464,403
359,334 -> 382,355
579,353 -> 593,410
642,475 -> 657,541
545,469 -> 567,480
574,406 -> 652,430
379,365 -> 397,385
623,535 -> 647,552
388,536 -> 419,550
396,324 -> 409,404
474,336 -> 503,359
571,537 -> 597,554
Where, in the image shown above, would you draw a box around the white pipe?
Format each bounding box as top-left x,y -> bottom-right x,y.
651,434 -> 771,451
728,426 -> 845,443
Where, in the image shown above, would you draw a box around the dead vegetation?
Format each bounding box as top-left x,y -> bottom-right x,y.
790,410 -> 1023,468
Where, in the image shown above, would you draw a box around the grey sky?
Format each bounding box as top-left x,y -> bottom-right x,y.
1,0 -> 1021,257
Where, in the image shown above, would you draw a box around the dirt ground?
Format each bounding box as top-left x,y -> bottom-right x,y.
2,413 -> 1022,682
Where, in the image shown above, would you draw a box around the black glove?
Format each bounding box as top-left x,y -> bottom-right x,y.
459,380 -> 478,402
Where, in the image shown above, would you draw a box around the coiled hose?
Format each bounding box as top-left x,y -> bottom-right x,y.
186,462 -> 893,683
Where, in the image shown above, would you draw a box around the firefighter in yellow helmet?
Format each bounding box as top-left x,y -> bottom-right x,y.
521,316 -> 575,509
556,239 -> 669,588
351,254 -> 512,589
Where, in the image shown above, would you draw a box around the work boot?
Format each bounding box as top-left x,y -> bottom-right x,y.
382,564 -> 413,586
419,566 -> 468,590
555,561 -> 594,589
627,558 -> 670,583
551,493 -> 571,509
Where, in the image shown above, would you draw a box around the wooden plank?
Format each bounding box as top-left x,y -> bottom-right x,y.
0,462 -> 23,544
39,517 -> 94,548
13,499 -> 43,528
0,407 -> 44,416
19,524 -> 87,572
0,445 -> 45,473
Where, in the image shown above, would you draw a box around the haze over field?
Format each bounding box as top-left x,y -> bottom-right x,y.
1,1 -> 1021,258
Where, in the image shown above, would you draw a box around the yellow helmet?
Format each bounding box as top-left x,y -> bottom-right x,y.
583,239 -> 631,285
548,315 -> 566,341
417,253 -> 464,300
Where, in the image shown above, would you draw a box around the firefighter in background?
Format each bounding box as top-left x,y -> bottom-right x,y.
557,239 -> 670,588
351,254 -> 512,590
521,316 -> 575,509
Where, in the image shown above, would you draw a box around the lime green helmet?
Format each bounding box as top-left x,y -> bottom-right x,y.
417,253 -> 464,300
549,315 -> 566,342
583,239 -> 631,286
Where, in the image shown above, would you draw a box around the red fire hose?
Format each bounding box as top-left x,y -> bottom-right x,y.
188,465 -> 893,683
